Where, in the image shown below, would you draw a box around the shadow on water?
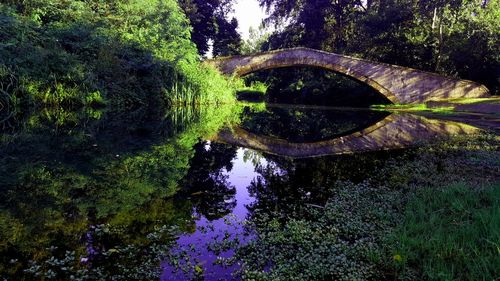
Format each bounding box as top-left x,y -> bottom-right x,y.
0,103 -> 487,280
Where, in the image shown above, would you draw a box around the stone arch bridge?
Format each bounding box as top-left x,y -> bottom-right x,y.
206,48 -> 490,104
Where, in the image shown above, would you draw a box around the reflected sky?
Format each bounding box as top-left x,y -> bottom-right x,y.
162,148 -> 274,280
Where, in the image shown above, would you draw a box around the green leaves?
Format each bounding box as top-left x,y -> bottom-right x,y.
259,0 -> 499,94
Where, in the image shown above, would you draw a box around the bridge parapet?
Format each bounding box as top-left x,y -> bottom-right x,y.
206,48 -> 490,104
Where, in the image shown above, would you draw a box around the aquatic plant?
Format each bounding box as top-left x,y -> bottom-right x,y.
223,132 -> 499,281
233,181 -> 403,281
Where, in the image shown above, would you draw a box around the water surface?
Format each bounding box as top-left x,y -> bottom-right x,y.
0,104 -> 488,280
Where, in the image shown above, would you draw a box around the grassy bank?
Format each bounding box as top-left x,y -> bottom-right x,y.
383,134 -> 499,280
392,183 -> 500,281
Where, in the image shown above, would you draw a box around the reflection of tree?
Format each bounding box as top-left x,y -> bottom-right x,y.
243,149 -> 265,168
181,141 -> 238,220
247,151 -> 398,221
0,104 -> 241,278
0,174 -> 194,279
240,105 -> 390,142
0,134 -> 195,279
78,199 -> 194,279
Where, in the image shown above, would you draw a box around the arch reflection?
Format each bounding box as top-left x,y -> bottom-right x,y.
214,110 -> 481,158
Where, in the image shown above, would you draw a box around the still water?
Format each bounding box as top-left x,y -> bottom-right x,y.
0,104 -> 488,280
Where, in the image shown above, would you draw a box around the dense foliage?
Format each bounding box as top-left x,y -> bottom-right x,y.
179,0 -> 242,57
0,0 -> 240,132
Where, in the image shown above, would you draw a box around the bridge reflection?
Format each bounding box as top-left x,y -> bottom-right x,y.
212,113 -> 481,158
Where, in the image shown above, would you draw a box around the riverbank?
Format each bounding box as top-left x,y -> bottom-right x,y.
370,97 -> 500,115
370,97 -> 500,133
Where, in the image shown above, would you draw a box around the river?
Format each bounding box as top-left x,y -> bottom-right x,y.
0,103 -> 497,280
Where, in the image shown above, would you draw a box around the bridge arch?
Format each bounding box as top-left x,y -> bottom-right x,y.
206,48 -> 490,104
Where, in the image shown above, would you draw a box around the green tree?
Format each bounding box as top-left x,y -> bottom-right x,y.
0,0 -> 239,120
258,0 -> 499,95
213,17 -> 242,56
179,0 -> 242,57
259,0 -> 365,51
241,25 -> 271,54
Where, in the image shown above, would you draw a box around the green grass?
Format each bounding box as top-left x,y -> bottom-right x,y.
370,103 -> 454,113
392,183 -> 500,281
439,97 -> 500,105
235,81 -> 268,102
